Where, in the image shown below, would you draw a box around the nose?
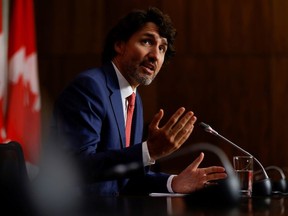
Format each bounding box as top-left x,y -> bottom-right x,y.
148,46 -> 161,62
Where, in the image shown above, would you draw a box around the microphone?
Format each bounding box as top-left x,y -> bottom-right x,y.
198,122 -> 272,196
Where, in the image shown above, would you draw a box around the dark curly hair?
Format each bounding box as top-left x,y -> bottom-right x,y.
101,7 -> 177,64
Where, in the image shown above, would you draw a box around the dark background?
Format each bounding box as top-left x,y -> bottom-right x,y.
34,0 -> 288,174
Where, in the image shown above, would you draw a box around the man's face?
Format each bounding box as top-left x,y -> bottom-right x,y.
113,22 -> 168,89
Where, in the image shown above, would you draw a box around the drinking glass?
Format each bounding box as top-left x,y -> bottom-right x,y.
233,155 -> 253,197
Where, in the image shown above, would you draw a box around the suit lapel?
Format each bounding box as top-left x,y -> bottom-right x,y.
103,64 -> 126,148
102,63 -> 144,148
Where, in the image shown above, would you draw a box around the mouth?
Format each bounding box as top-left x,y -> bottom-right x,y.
140,62 -> 155,74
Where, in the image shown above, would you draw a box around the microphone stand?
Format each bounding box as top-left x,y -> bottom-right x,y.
199,122 -> 272,196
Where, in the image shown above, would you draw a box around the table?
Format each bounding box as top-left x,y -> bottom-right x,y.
8,187 -> 288,216
82,194 -> 288,216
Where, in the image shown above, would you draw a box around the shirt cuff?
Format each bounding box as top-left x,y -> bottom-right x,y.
167,175 -> 177,193
142,141 -> 155,166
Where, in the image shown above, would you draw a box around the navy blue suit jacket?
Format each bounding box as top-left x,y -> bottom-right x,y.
52,63 -> 170,196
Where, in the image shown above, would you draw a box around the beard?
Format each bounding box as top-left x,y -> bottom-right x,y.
132,71 -> 154,85
126,62 -> 158,86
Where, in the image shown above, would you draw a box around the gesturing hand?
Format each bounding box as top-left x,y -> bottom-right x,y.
171,153 -> 227,194
147,107 -> 197,160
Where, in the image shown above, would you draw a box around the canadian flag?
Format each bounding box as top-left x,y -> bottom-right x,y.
0,0 -> 6,142
6,0 -> 41,166
0,0 -> 9,143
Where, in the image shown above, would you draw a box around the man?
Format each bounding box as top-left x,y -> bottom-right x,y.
51,7 -> 227,196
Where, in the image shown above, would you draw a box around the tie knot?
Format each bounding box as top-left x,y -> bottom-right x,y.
127,93 -> 136,107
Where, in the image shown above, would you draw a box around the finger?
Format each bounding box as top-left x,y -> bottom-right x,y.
205,172 -> 227,182
170,111 -> 195,136
161,107 -> 186,131
187,152 -> 205,171
205,166 -> 226,174
174,116 -> 197,144
203,166 -> 227,182
175,126 -> 194,147
149,109 -> 164,130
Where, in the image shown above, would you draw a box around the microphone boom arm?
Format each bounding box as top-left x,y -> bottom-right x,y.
199,122 -> 269,179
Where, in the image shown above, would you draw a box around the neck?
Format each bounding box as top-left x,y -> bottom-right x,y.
112,59 -> 138,90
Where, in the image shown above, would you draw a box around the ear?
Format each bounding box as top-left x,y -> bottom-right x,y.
114,41 -> 125,55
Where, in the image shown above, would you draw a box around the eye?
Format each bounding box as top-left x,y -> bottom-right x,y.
159,45 -> 167,53
142,39 -> 153,45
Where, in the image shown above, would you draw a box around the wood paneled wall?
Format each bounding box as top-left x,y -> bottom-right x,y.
35,0 -> 288,173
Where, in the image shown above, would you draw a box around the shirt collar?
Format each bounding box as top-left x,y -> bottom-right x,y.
112,61 -> 136,98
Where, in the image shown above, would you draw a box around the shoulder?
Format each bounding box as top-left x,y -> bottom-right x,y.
56,63 -> 117,102
75,63 -> 116,84
76,67 -> 105,81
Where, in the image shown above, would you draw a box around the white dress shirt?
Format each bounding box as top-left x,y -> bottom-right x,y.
112,62 -> 175,193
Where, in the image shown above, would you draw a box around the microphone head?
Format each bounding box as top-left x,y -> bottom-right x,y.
198,122 -> 211,132
252,178 -> 272,196
198,122 -> 218,135
198,122 -> 209,129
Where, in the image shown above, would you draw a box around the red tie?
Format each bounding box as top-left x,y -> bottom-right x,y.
126,93 -> 136,147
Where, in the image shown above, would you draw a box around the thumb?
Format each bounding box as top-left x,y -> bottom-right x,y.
188,152 -> 205,171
